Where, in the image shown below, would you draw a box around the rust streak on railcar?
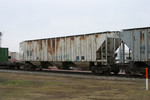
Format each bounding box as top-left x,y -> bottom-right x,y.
133,36 -> 136,41
37,40 -> 42,61
26,42 -> 29,56
107,32 -> 111,34
95,34 -> 99,43
56,38 -> 60,50
71,37 -> 74,41
95,34 -> 99,38
56,38 -> 60,61
48,39 -> 52,54
70,37 -> 74,48
140,30 -> 145,43
52,39 -> 55,53
38,40 -> 43,51
62,38 -> 65,61
149,31 -> 150,40
44,39 -> 46,45
80,35 -> 85,40
70,37 -> 74,47
31,41 -> 34,52
89,35 -> 92,49
70,37 -> 74,61
52,39 -> 55,60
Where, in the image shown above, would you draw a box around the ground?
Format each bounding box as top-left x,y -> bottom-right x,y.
0,72 -> 149,100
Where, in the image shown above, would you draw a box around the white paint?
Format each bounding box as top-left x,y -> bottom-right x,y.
146,78 -> 148,90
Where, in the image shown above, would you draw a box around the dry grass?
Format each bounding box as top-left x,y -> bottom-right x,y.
0,72 -> 149,100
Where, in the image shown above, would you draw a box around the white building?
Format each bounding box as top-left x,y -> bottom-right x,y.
9,52 -> 20,61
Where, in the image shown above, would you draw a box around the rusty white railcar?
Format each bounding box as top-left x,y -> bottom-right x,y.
20,31 -> 120,74
120,27 -> 150,74
19,27 -> 150,75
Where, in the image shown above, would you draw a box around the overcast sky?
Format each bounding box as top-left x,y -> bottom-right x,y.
0,0 -> 150,52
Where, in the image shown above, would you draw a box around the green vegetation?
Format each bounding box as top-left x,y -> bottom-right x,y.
2,80 -> 31,86
0,72 -> 149,100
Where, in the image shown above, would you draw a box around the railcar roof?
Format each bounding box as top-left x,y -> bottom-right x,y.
23,31 -> 119,42
122,27 -> 150,31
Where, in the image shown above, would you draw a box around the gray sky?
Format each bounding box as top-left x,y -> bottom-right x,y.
0,0 -> 150,52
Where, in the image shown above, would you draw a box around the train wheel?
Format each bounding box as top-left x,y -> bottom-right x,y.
24,63 -> 36,71
111,65 -> 119,75
31,66 -> 36,70
125,68 -> 130,74
24,64 -> 31,70
91,69 -> 96,74
103,68 -> 110,75
17,66 -> 20,70
114,69 -> 119,75
9,65 -> 15,69
113,67 -> 120,75
91,66 -> 96,74
130,68 -> 141,75
91,66 -> 100,75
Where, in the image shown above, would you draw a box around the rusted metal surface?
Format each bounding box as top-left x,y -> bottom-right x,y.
20,32 -> 120,65
120,27 -> 150,61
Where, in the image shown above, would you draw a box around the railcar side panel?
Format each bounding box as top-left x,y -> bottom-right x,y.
148,29 -> 150,59
120,27 -> 150,61
20,32 -> 119,66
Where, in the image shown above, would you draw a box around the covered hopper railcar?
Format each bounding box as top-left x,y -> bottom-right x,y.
20,31 -> 121,74
120,27 -> 150,75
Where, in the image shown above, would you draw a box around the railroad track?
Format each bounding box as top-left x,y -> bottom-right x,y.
0,68 -> 146,81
